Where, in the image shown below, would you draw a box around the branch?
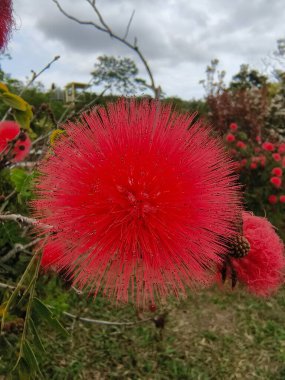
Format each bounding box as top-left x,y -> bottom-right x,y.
52,0 -> 159,98
123,10 -> 135,40
0,213 -> 37,225
0,238 -> 42,264
62,311 -> 153,326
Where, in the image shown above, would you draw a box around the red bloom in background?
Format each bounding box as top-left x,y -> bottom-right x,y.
226,133 -> 235,142
231,212 -> 285,296
272,167 -> 282,177
33,99 -> 241,306
280,195 -> 285,204
270,176 -> 282,188
236,141 -> 246,149
250,162 -> 257,170
268,195 -> 278,205
262,142 -> 274,152
229,123 -> 238,132
0,121 -> 31,162
278,143 -> 285,154
0,120 -> 20,152
12,133 -> 32,162
0,0 -> 13,50
273,153 -> 281,162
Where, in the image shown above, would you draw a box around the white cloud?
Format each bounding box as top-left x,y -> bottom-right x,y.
2,0 -> 284,98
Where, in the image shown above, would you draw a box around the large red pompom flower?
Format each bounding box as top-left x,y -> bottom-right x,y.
230,212 -> 285,296
33,99 -> 241,305
0,0 -> 13,51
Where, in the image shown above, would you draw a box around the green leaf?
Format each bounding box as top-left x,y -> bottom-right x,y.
10,168 -> 35,202
1,92 -> 28,111
23,341 -> 40,373
29,318 -> 46,353
0,82 -> 9,92
14,106 -> 33,131
33,298 -> 69,337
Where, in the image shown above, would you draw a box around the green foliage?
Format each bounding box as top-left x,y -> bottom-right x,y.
10,168 -> 36,204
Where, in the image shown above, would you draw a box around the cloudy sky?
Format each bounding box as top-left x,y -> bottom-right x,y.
2,0 -> 284,99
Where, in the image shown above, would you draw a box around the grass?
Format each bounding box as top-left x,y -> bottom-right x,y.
1,276 -> 285,379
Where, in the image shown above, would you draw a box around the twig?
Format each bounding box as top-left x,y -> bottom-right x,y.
123,10 -> 135,40
0,282 -> 16,290
0,238 -> 42,263
62,311 -> 153,326
0,213 -> 37,225
51,0 -> 160,98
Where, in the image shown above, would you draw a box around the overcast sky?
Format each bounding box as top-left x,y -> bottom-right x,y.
2,0 -> 284,99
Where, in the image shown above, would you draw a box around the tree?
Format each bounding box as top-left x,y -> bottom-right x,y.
91,55 -> 147,95
229,64 -> 268,90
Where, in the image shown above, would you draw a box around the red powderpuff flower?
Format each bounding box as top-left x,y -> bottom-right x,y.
268,195 -> 277,205
12,133 -> 31,162
226,133 -> 235,142
236,141 -> 246,149
0,120 -> 20,153
33,99 -> 241,306
0,0 -> 13,51
278,143 -> 285,154
231,212 -> 285,296
280,195 -> 285,203
41,241 -> 63,269
262,141 -> 274,152
229,123 -> 238,132
272,167 -> 282,177
270,176 -> 282,188
273,153 -> 281,162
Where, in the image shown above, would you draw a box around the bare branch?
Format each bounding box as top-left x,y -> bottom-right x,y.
123,10 -> 135,40
51,0 -> 159,98
0,238 -> 42,263
62,310 -> 153,326
0,213 -> 37,225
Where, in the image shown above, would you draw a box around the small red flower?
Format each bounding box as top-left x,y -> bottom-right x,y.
12,133 -> 32,162
0,121 -> 20,153
33,99 -> 241,305
278,143 -> 285,154
259,155 -> 266,167
231,212 -> 285,296
262,142 -> 274,152
0,121 -> 31,162
254,147 -> 261,153
272,167 -> 282,177
226,133 -> 235,142
236,141 -> 246,149
270,176 -> 282,188
273,153 -> 281,162
268,195 -> 278,205
0,0 -> 13,51
280,195 -> 285,203
229,123 -> 238,132
250,162 -> 257,170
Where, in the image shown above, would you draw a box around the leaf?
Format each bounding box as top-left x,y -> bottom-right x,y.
0,82 -> 9,92
14,106 -> 33,131
22,341 -> 40,373
29,318 -> 46,353
33,298 -> 69,337
1,92 -> 28,111
10,168 -> 35,201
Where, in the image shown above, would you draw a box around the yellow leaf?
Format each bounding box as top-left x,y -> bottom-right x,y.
0,82 -> 9,93
1,92 -> 28,111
